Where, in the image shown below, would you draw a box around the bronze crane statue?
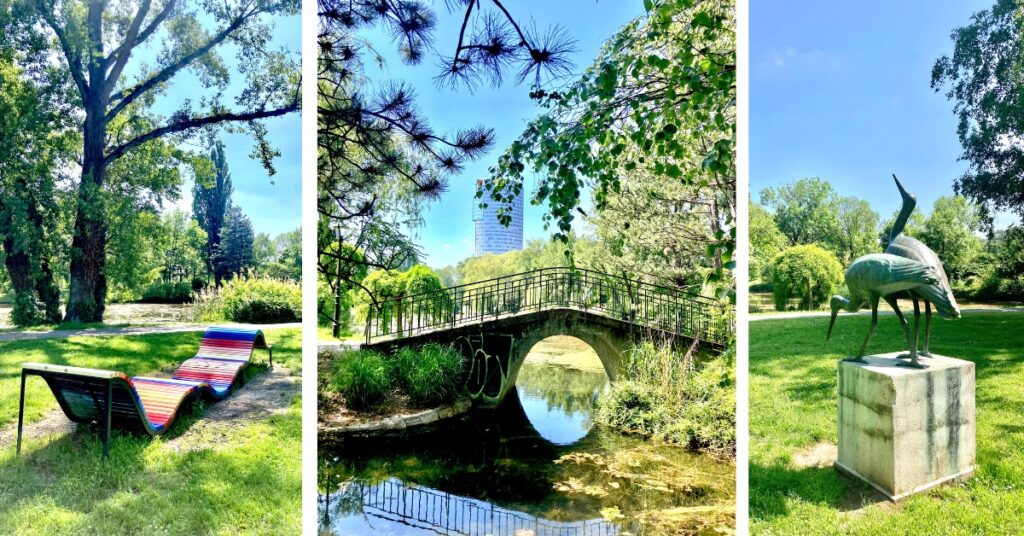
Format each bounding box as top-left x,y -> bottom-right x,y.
828,253 -> 941,367
884,175 -> 961,359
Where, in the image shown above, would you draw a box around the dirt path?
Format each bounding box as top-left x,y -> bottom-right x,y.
0,366 -> 300,452
0,322 -> 301,343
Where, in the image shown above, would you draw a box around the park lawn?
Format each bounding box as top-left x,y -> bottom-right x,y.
750,313 -> 1024,535
0,328 -> 301,535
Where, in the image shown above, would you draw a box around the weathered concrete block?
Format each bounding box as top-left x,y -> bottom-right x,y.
835,352 -> 975,501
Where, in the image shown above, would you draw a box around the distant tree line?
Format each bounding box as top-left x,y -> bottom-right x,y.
751,177 -> 1023,310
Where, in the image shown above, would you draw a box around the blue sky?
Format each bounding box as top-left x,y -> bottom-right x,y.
138,12 -> 302,237
751,0 -> 1015,229
358,1 -> 643,268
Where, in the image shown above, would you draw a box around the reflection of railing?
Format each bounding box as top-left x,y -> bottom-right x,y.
323,478 -> 619,536
366,267 -> 734,346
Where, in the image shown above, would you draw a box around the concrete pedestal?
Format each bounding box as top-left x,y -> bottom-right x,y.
835,352 -> 975,501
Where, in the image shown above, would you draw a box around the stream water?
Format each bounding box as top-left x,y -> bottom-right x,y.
319,338 -> 735,535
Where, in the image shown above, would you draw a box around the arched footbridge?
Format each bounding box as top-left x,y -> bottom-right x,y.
362,267 -> 734,404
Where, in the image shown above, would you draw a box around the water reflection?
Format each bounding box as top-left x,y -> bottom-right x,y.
515,362 -> 607,445
321,477 -> 617,536
319,344 -> 734,535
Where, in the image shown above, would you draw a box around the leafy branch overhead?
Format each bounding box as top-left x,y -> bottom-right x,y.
482,0 -> 736,297
317,0 -> 577,301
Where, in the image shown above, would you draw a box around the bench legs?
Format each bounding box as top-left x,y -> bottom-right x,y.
16,370 -> 26,456
103,379 -> 112,459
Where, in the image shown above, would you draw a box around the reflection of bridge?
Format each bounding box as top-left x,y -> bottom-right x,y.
364,268 -> 734,404
322,478 -> 619,536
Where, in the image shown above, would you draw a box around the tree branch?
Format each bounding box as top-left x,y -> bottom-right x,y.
104,98 -> 299,164
106,5 -> 257,122
102,0 -> 153,99
37,3 -> 88,95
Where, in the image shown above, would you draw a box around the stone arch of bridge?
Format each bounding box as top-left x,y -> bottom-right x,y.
495,319 -> 628,404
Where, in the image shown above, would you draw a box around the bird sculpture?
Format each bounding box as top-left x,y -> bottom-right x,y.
883,175 -> 961,359
827,253 -> 941,367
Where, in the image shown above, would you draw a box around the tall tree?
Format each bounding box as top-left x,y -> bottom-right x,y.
0,48 -> 73,325
759,178 -> 840,248
834,196 -> 880,265
749,200 -> 787,282
932,0 -> 1024,229
920,196 -> 983,281
484,0 -> 736,297
194,140 -> 233,285
19,0 -> 299,322
217,205 -> 255,278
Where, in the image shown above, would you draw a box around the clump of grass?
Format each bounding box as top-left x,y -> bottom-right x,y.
394,343 -> 464,406
329,350 -> 391,410
595,341 -> 735,454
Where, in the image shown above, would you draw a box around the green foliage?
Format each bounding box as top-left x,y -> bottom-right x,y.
188,287 -> 226,323
220,276 -> 302,323
595,341 -> 735,453
328,350 -> 392,410
485,0 -> 736,295
920,196 -> 983,280
400,264 -> 443,296
932,0 -> 1024,226
393,343 -> 464,406
759,178 -> 840,248
834,196 -> 880,265
749,200 -> 787,281
769,245 -> 844,311
140,281 -> 193,304
216,205 -> 256,280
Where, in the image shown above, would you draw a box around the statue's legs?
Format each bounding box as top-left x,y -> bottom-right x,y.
922,301 -> 933,356
897,298 -> 927,368
852,296 -> 880,361
885,295 -> 913,358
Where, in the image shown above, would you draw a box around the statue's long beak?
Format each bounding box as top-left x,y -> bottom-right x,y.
827,309 -> 838,340
893,174 -> 912,201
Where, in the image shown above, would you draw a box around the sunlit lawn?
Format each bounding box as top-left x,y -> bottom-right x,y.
750,313 -> 1024,534
0,328 -> 301,535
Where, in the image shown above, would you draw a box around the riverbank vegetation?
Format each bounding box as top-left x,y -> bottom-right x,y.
323,344 -> 465,412
751,313 -> 1024,533
595,341 -> 736,455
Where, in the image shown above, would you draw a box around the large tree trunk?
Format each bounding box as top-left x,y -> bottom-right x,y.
65,98 -> 109,323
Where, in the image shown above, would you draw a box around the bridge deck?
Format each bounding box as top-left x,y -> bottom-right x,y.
363,267 -> 734,347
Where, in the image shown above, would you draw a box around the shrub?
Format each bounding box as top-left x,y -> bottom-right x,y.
393,343 -> 464,406
188,287 -> 225,323
220,276 -> 301,323
329,350 -> 391,409
594,341 -> 736,454
140,281 -> 193,303
769,244 -> 844,311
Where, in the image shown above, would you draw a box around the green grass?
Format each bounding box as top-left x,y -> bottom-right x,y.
0,328 -> 301,535
751,313 -> 1024,535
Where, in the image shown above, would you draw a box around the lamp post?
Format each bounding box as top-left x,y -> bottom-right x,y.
330,220 -> 344,338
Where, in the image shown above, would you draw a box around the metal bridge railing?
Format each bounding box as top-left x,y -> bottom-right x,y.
364,267 -> 735,346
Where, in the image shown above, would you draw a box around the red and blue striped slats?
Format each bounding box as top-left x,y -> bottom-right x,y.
131,377 -> 201,431
168,327 -> 266,398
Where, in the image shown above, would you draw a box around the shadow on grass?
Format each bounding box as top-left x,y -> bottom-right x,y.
0,389 -> 301,533
750,461 -> 890,521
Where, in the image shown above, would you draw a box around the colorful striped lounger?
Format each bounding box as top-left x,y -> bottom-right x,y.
16,327 -> 272,457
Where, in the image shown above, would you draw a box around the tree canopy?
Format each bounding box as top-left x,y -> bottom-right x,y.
484,0 -> 736,295
932,0 -> 1024,228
